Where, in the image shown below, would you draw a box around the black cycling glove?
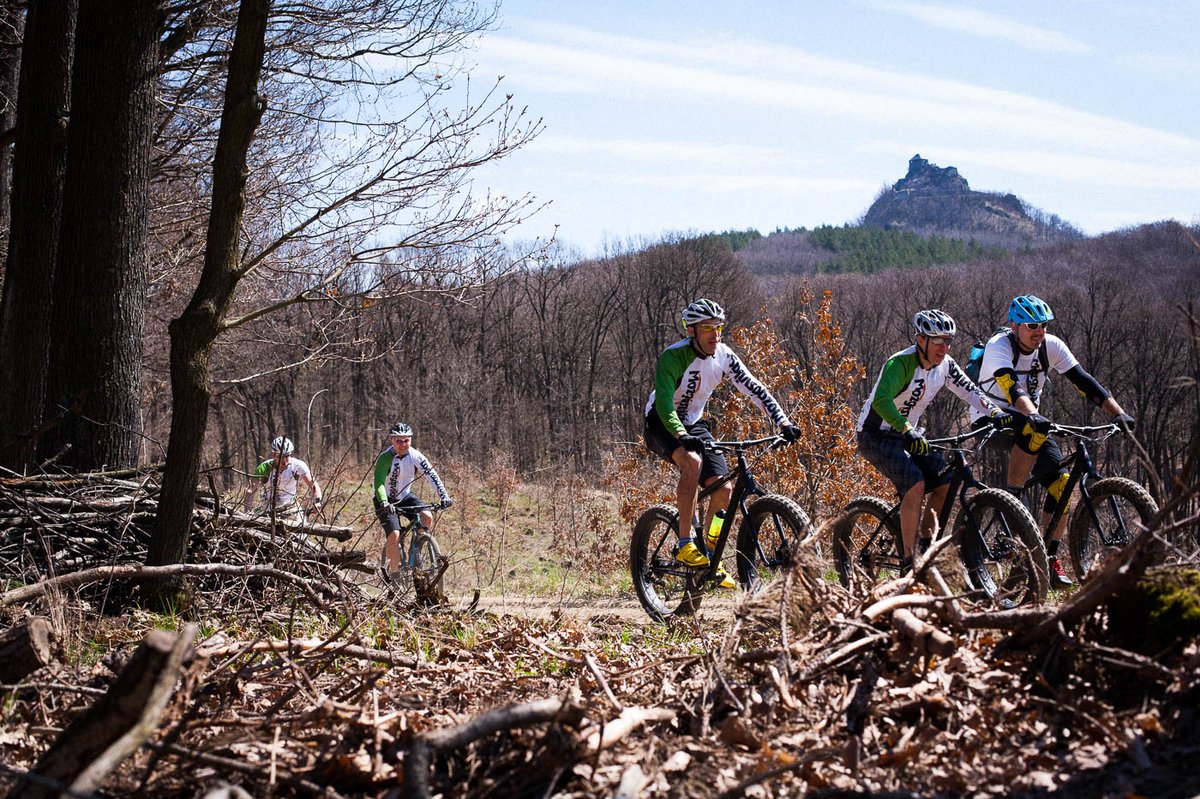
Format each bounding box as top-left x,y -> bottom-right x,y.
677,434 -> 706,453
1114,413 -> 1135,435
902,428 -> 929,456
780,424 -> 802,443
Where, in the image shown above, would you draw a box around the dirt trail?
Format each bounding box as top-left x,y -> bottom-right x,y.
465,592 -> 738,622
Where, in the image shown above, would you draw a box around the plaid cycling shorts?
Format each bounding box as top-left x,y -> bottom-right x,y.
857,427 -> 949,499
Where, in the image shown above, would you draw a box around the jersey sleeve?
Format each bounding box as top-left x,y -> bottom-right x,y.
869,355 -> 914,432
981,335 -> 1025,403
250,461 -> 272,481
720,346 -> 791,427
1045,335 -> 1080,374
415,451 -> 451,503
945,358 -> 998,416
652,349 -> 688,437
372,449 -> 392,503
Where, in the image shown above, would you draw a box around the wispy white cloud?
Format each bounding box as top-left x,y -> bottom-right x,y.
480,28 -> 1200,164
866,2 -> 1091,53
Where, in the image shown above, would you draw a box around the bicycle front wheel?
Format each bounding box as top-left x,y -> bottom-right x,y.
410,531 -> 443,595
630,504 -> 702,622
1069,477 -> 1159,578
831,496 -> 902,594
736,494 -> 814,590
958,488 -> 1048,607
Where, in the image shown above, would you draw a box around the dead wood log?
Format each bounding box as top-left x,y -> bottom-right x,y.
9,625 -> 195,799
197,638 -> 418,668
0,563 -> 335,607
583,706 -> 676,752
0,617 -> 56,683
402,698 -> 586,799
891,608 -> 956,657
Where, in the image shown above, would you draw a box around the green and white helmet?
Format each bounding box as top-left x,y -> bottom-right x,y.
681,298 -> 726,327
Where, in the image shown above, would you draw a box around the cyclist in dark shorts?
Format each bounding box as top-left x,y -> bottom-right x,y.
856,310 -> 1009,568
373,422 -> 453,582
968,294 -> 1136,586
644,298 -> 801,573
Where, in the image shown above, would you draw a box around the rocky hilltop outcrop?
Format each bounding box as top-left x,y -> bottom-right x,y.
862,154 -> 1078,243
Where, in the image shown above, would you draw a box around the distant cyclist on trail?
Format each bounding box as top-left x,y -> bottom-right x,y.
243,436 -> 324,523
644,298 -> 802,575
855,310 -> 1010,568
373,422 -> 453,582
968,294 -> 1136,587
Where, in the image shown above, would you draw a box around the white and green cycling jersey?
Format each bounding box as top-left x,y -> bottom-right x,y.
250,457 -> 311,508
373,446 -> 450,505
857,346 -> 997,433
645,339 -> 791,436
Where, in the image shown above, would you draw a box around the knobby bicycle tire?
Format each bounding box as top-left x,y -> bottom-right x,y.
410,530 -> 443,594
733,494 -> 814,590
1068,477 -> 1159,579
630,504 -> 702,622
958,488 -> 1048,606
831,495 -> 901,594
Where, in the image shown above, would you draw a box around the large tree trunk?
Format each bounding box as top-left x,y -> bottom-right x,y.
39,0 -> 160,471
0,2 -> 24,255
149,0 -> 269,568
0,0 -> 77,471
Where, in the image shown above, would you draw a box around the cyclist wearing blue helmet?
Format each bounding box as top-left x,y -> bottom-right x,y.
969,294 -> 1135,586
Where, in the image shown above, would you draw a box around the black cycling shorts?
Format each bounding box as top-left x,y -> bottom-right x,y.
643,413 -> 728,483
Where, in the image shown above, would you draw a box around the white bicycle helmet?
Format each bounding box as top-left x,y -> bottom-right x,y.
389,422 -> 413,437
681,298 -> 726,327
912,309 -> 957,337
270,436 -> 295,455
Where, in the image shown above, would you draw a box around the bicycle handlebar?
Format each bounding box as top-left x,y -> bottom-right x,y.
927,423 -> 999,450
1048,422 -> 1121,442
704,434 -> 786,453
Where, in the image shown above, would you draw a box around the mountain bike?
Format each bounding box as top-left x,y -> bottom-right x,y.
377,501 -> 447,598
832,425 -> 1049,607
629,434 -> 815,622
1019,423 -> 1160,580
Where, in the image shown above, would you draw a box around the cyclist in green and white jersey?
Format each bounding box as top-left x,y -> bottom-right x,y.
856,310 -> 1009,566
243,436 -> 323,522
644,298 -> 801,571
373,422 -> 453,580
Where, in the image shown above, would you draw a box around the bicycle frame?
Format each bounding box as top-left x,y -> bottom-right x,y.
688,435 -> 781,585
1027,424 -> 1126,545
862,427 -> 1001,557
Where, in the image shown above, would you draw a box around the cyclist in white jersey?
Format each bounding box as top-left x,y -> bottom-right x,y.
243,436 -> 323,522
372,422 -> 453,580
968,294 -> 1135,586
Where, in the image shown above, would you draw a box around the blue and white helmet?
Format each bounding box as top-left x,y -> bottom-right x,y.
912,309 -> 957,337
681,298 -> 726,328
270,436 -> 294,455
389,422 -> 413,437
1008,295 -> 1054,324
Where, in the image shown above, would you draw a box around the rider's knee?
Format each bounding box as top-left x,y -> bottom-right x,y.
1043,472 -> 1070,514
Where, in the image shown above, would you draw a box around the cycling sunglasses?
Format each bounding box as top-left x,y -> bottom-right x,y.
1023,322 -> 1049,331
694,323 -> 724,333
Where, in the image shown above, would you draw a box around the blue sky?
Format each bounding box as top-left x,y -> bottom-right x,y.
467,0 -> 1199,256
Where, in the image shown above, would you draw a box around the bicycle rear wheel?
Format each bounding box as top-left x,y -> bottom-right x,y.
410,531 -> 443,596
1068,477 -> 1158,578
630,504 -> 702,622
831,496 -> 902,594
959,488 -> 1048,607
735,494 -> 814,590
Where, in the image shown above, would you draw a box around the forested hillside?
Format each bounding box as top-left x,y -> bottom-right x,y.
142,219 -> 1200,526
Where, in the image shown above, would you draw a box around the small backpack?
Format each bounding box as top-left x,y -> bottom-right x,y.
965,328 -> 1048,386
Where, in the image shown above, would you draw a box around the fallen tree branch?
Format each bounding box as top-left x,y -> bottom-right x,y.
0,563 -> 334,607
402,697 -> 586,799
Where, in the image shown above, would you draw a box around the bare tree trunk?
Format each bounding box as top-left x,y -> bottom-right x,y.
0,0 -> 76,471
0,1 -> 24,254
40,0 -> 159,470
149,0 -> 269,569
